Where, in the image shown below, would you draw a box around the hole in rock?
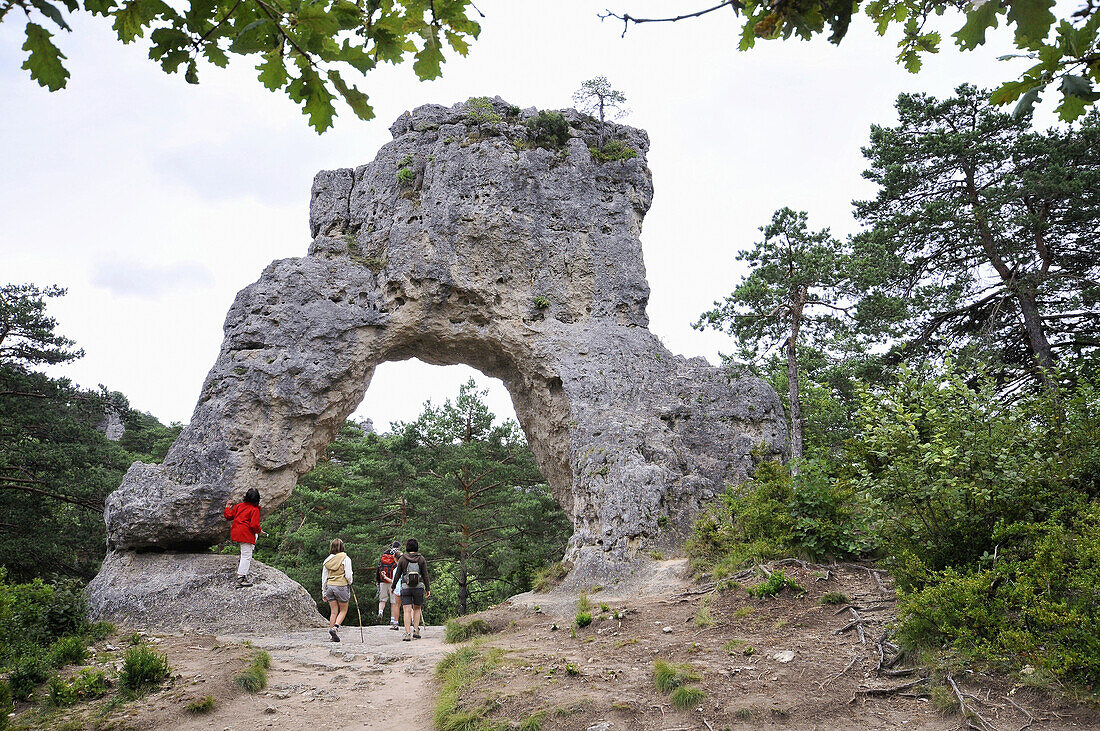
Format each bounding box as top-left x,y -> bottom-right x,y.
262,359 -> 572,623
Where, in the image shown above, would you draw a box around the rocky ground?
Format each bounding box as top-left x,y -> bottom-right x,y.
15,561 -> 1100,730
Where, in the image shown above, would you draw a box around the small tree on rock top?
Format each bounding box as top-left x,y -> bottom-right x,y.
573,76 -> 628,148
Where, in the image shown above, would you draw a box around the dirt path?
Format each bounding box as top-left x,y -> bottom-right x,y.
150,625 -> 446,731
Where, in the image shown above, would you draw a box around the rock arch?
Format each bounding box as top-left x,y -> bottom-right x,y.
90,100 -> 786,628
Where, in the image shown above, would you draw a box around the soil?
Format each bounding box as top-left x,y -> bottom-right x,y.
13,562 -> 1100,730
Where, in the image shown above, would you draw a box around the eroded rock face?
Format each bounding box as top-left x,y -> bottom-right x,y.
86,552 -> 324,632
100,99 -> 786,585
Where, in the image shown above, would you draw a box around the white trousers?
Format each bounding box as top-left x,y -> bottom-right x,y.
237,542 -> 254,576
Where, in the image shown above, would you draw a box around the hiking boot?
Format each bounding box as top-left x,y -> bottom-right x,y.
412,629 -> 421,639
377,610 -> 384,619
389,622 -> 400,631
329,627 -> 340,642
402,633 -> 411,642
237,575 -> 253,587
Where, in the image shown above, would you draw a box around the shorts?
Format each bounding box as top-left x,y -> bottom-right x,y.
401,586 -> 425,607
324,584 -> 351,603
378,583 -> 396,602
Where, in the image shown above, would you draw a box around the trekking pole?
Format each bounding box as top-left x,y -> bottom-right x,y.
350,586 -> 365,643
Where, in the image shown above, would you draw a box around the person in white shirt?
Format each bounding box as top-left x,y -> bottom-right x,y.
321,538 -> 354,642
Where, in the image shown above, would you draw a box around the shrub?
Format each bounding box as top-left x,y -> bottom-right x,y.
396,167 -> 415,187
653,660 -> 701,692
574,611 -> 592,628
526,110 -> 569,148
443,618 -> 493,643
532,295 -> 551,310
670,685 -> 706,710
465,96 -> 502,133
46,674 -> 75,707
9,654 -> 49,700
0,678 -> 11,726
589,139 -> 637,162
47,668 -> 108,706
47,635 -> 89,667
185,695 -> 215,714
0,571 -> 88,667
747,569 -> 803,598
120,645 -> 170,692
233,650 -> 271,693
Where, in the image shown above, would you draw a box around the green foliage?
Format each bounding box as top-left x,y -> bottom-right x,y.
120,645 -> 170,692
85,621 -> 115,642
532,295 -> 551,310
8,655 -> 49,700
443,618 -> 493,643
434,646 -> 503,731
525,111 -> 569,148
574,611 -> 592,628
747,569 -> 803,598
573,76 -> 628,147
852,89 -> 1100,387
464,96 -> 501,132
47,668 -> 109,706
46,635 -> 88,667
669,685 -> 706,710
652,659 -> 701,692
396,167 -> 415,187
589,139 -> 637,162
13,0 -> 482,132
233,651 -> 270,693
820,592 -> 849,605
609,0 -> 1100,119
687,459 -> 872,577
185,695 -> 215,713
0,284 -> 82,367
0,678 -> 11,724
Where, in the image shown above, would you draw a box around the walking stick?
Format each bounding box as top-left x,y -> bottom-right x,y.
350,586 -> 365,643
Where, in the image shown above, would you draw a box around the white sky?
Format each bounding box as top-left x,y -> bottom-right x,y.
0,0 -> 1053,430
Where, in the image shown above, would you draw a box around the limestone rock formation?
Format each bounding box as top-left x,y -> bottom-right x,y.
94,98 -> 786,616
86,552 -> 324,632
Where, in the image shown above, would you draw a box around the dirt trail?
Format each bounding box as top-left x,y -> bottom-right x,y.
135,625 -> 447,731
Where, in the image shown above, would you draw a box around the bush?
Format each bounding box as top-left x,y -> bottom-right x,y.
9,654 -> 49,700
526,111 -> 569,148
185,695 -> 215,713
443,618 -> 493,643
747,569 -> 803,598
46,674 -> 75,707
0,678 -> 11,727
69,668 -> 109,700
85,621 -> 115,642
0,571 -> 88,668
465,96 -> 502,130
120,645 -> 170,692
574,611 -> 592,628
47,635 -> 88,667
589,139 -> 637,162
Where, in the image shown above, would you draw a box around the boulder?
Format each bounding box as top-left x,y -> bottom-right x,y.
86,551 -> 324,633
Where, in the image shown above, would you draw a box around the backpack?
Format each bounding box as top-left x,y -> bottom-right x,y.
404,556 -> 422,588
379,551 -> 397,583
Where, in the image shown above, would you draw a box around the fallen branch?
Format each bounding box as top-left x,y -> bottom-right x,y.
947,673 -> 999,731
849,676 -> 928,702
819,655 -> 859,689
1004,694 -> 1040,731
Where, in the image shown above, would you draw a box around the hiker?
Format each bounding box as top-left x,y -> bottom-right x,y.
390,538 -> 429,641
377,541 -> 402,631
322,538 -> 354,642
223,488 -> 262,587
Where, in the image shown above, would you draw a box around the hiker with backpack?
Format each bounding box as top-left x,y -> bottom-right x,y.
322,538 -> 354,642
223,488 -> 262,587
376,541 -> 402,631
390,538 -> 430,641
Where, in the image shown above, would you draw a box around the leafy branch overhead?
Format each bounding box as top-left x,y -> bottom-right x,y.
9,0 -> 482,132
600,0 -> 1100,120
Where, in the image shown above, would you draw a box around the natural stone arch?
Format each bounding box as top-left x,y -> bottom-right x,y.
91,100 -> 786,627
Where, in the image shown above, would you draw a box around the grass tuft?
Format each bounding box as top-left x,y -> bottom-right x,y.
444,618 -> 493,644
653,659 -> 701,692
233,650 -> 271,693
670,684 -> 706,710
120,645 -> 170,693
185,695 -> 216,713
820,591 -> 850,605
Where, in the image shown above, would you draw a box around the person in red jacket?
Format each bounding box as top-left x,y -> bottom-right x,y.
224,488 -> 262,587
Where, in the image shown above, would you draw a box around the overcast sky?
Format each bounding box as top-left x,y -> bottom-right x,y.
1,0 -> 1050,430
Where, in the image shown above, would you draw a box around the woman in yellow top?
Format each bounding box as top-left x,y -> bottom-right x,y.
322,538 -> 354,642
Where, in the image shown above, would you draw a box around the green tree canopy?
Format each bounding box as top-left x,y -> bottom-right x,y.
695,207 -> 854,466
601,0 -> 1100,120
8,0 -> 481,132
852,86 -> 1100,390
0,284 -> 83,368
